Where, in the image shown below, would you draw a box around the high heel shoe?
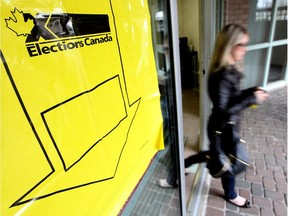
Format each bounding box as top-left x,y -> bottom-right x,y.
228,196 -> 251,208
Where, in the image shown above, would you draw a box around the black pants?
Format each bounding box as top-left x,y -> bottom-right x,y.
184,151 -> 210,168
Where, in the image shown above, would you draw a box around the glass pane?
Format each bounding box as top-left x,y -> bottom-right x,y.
122,0 -> 182,215
249,0 -> 272,44
268,45 -> 287,82
243,49 -> 267,88
274,1 -> 287,40
155,11 -> 165,44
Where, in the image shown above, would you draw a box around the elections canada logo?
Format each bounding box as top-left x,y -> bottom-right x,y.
5,8 -> 113,57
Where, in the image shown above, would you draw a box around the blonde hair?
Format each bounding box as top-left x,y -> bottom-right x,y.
209,24 -> 248,73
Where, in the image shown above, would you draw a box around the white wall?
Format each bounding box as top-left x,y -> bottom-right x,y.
177,0 -> 200,52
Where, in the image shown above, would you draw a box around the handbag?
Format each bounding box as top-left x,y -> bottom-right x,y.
207,121 -> 250,178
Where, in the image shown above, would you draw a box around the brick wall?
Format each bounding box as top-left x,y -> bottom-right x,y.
224,0 -> 250,28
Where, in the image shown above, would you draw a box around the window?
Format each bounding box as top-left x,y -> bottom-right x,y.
224,0 -> 287,87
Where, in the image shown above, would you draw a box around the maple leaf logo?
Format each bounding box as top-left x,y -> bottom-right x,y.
5,8 -> 34,37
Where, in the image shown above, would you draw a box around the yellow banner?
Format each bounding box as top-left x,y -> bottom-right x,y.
1,1 -> 164,215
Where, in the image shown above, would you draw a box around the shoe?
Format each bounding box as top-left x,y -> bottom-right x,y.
185,168 -> 191,175
228,196 -> 251,208
158,179 -> 174,188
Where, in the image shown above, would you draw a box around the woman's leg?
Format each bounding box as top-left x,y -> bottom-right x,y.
221,175 -> 251,207
159,139 -> 178,188
184,151 -> 210,168
221,175 -> 237,200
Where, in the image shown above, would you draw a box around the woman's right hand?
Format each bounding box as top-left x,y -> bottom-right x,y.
254,89 -> 269,104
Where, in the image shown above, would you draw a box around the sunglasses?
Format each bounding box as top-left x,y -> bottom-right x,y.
235,43 -> 247,47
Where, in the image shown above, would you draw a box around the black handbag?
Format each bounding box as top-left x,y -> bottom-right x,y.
207,121 -> 250,178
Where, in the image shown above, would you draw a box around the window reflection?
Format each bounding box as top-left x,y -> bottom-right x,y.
257,0 -> 273,9
268,45 -> 287,83
155,11 -> 164,44
243,49 -> 267,87
248,0 -> 271,44
274,2 -> 287,40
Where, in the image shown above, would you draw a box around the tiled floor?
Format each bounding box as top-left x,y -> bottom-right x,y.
120,88 -> 200,215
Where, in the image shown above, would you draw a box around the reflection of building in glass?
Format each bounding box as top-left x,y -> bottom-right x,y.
276,8 -> 287,20
255,11 -> 272,21
257,0 -> 287,9
257,0 -> 273,9
256,0 -> 287,21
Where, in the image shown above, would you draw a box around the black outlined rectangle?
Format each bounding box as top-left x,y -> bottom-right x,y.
42,75 -> 127,171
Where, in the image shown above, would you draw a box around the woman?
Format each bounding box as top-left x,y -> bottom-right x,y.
185,23 -> 269,207
160,24 -> 269,206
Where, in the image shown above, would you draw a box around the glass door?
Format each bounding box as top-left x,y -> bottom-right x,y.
120,0 -> 186,215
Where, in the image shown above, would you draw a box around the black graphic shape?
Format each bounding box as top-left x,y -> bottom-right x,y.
21,12 -> 110,42
69,14 -> 110,35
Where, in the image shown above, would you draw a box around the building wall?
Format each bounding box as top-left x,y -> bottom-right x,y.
224,0 -> 250,27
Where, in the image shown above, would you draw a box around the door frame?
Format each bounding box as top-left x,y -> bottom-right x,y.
186,0 -> 215,215
169,0 -> 187,215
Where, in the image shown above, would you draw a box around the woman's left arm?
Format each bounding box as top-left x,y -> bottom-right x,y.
227,87 -> 257,114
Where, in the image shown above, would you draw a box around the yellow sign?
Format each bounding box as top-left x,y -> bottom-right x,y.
1,1 -> 164,215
